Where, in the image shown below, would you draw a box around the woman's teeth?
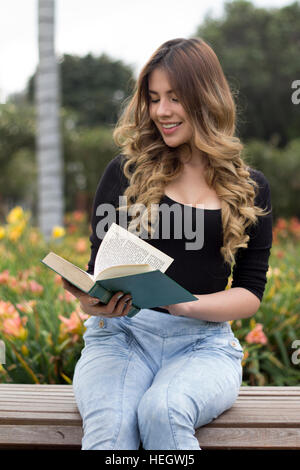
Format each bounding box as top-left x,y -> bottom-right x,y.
162,123 -> 181,129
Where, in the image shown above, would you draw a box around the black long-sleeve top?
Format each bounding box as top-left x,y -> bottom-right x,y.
86,154 -> 273,313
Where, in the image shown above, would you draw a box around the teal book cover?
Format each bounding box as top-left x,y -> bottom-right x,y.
87,270 -> 198,317
40,254 -> 198,318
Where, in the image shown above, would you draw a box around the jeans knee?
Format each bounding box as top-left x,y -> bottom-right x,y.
137,387 -> 199,450
137,388 -> 169,431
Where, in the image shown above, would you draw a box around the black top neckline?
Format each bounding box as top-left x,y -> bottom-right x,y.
163,194 -> 222,211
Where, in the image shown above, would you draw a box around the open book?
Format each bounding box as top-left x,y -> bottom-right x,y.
41,223 -> 198,317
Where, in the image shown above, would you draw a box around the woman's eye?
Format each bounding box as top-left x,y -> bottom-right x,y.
149,98 -> 179,103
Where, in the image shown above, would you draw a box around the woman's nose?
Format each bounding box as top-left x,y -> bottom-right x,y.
157,99 -> 172,116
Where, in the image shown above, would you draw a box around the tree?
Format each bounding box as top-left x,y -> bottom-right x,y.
36,0 -> 64,240
28,53 -> 135,128
195,0 -> 300,146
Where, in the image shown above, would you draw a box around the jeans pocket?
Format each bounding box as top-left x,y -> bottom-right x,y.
222,337 -> 244,361
193,334 -> 244,361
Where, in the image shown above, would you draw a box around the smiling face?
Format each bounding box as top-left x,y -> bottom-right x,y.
148,68 -> 194,149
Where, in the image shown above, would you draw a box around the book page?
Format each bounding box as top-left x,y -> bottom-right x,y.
41,252 -> 95,291
94,223 -> 174,276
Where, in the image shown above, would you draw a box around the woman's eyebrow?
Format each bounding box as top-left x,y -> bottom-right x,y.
148,89 -> 174,95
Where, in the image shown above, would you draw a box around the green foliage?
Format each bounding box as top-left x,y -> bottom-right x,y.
242,138 -> 300,219
0,104 -> 119,222
195,0 -> 300,145
63,118 -> 119,213
0,104 -> 36,214
27,53 -> 135,128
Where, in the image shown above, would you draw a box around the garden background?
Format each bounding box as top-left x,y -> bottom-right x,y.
0,0 -> 300,386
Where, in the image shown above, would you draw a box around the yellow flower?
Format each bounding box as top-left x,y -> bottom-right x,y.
52,226 -> 66,238
266,266 -> 272,278
295,282 -> 300,293
265,285 -> 276,301
21,345 -> 29,356
0,226 -> 5,239
6,206 -> 25,224
7,220 -> 26,242
241,349 -> 249,366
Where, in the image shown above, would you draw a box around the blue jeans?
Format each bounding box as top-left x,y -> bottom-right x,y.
72,308 -> 244,450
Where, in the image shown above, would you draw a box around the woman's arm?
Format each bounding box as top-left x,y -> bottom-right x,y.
162,287 -> 261,321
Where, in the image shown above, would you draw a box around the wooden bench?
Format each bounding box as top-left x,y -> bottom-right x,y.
0,384 -> 299,449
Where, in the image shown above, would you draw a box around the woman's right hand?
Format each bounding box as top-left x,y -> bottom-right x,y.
62,278 -> 133,318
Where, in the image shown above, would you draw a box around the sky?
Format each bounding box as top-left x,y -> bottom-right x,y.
0,0 -> 296,102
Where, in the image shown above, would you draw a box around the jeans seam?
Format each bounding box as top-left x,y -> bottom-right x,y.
111,335 -> 134,450
166,350 -> 196,450
189,348 -> 243,428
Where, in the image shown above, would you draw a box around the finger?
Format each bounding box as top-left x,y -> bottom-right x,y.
107,291 -> 125,312
87,297 -> 100,306
86,291 -> 125,317
115,293 -> 132,315
121,298 -> 133,316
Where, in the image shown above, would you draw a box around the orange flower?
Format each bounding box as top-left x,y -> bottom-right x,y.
0,270 -> 10,284
289,217 -> 300,238
67,224 -> 77,234
27,280 -> 44,294
59,308 -> 89,342
275,218 -> 287,230
75,238 -> 87,253
54,274 -> 63,285
245,323 -> 268,345
0,300 -> 19,319
16,300 -> 37,314
241,349 -> 249,366
2,315 -> 28,340
73,211 -> 85,222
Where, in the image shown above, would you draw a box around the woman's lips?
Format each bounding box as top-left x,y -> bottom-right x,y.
160,122 -> 182,135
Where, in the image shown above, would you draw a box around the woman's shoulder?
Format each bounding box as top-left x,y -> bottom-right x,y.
104,153 -> 127,174
245,166 -> 272,210
97,153 -> 128,186
246,165 -> 270,188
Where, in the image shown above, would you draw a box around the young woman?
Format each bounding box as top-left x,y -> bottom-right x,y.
63,37 -> 273,450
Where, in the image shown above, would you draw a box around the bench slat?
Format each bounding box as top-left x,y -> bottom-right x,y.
1,384 -> 299,391
0,425 -> 82,447
0,411 -> 80,425
1,403 -> 300,426
196,427 -> 300,450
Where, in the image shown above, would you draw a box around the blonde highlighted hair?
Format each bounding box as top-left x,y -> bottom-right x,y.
113,37 -> 271,266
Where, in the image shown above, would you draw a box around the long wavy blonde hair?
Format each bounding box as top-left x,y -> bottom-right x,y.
113,37 -> 271,267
